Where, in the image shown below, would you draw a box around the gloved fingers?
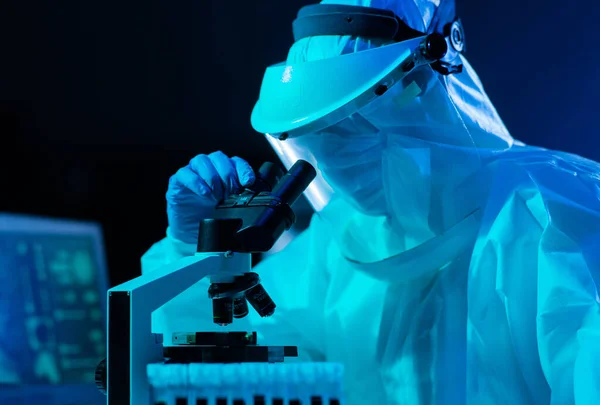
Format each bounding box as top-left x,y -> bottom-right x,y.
231,156 -> 256,187
208,151 -> 242,196
167,166 -> 214,202
188,154 -> 225,202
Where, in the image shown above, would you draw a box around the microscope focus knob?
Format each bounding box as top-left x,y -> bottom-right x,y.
95,358 -> 107,395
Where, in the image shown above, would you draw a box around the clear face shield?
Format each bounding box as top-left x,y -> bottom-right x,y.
252,36 -> 482,263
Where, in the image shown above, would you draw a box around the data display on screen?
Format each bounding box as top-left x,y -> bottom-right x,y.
0,233 -> 106,385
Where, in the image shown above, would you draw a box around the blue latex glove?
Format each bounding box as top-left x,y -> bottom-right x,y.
166,151 -> 256,244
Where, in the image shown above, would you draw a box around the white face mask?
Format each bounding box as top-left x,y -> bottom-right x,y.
308,126 -> 480,240
309,125 -> 434,223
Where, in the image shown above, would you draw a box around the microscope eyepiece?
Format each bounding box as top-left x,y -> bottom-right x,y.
271,160 -> 317,206
251,162 -> 285,193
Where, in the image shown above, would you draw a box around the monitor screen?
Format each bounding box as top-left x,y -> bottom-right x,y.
0,215 -> 108,404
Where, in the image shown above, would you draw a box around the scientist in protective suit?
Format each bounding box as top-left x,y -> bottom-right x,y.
142,0 -> 600,404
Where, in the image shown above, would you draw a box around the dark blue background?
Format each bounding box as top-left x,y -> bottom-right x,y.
0,0 -> 598,284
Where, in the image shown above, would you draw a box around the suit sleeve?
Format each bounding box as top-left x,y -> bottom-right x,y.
536,219 -> 600,404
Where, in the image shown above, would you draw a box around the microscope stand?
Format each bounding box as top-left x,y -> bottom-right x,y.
106,252 -> 251,405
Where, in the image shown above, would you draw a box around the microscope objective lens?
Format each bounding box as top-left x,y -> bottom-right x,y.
212,297 -> 234,325
245,284 -> 276,317
233,296 -> 249,318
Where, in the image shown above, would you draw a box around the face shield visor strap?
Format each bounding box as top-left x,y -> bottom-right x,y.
291,4 -> 466,76
292,4 -> 425,44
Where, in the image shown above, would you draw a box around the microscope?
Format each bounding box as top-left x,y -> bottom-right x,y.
95,160 -> 332,405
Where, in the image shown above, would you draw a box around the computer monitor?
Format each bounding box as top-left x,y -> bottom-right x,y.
0,214 -> 109,405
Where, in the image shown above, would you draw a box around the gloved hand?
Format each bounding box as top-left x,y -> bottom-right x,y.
166,151 -> 256,244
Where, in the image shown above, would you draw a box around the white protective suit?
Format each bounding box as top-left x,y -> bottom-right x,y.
143,0 -> 600,404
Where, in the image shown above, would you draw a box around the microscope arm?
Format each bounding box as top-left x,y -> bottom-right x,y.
106,252 -> 251,405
